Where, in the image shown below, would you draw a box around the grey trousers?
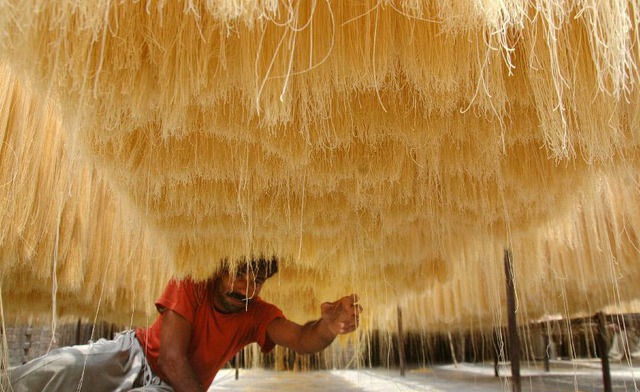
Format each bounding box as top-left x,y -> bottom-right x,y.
9,330 -> 173,391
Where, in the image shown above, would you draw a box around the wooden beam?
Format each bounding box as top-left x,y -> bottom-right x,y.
397,305 -> 406,377
504,248 -> 521,392
595,312 -> 612,392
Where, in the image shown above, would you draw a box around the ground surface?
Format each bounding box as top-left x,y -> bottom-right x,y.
211,360 -> 640,391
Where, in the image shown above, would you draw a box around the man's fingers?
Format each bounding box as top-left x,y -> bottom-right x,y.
336,322 -> 358,334
342,295 -> 361,312
344,303 -> 362,320
322,294 -> 363,333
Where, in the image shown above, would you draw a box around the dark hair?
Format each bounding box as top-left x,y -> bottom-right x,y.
231,256 -> 279,279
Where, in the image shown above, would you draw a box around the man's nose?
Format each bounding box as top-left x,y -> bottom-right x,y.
233,279 -> 252,296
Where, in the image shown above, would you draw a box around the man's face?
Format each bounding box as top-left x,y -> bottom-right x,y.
212,269 -> 268,313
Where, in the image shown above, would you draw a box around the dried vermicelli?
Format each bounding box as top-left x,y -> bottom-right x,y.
0,0 -> 638,351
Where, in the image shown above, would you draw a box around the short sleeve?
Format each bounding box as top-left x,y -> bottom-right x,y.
155,278 -> 205,324
253,300 -> 285,353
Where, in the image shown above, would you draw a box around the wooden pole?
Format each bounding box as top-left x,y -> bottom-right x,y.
595,312 -> 612,392
492,329 -> 500,377
75,318 -> 82,345
542,328 -> 550,372
397,305 -> 406,377
504,248 -> 521,392
0,324 -> 4,371
448,331 -> 459,367
234,352 -> 240,380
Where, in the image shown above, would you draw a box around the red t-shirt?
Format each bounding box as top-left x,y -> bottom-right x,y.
135,278 -> 284,389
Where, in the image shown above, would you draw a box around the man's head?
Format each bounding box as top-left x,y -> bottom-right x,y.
212,256 -> 279,314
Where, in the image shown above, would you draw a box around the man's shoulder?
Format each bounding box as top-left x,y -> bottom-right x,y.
251,297 -> 284,317
252,296 -> 274,307
159,277 -> 212,306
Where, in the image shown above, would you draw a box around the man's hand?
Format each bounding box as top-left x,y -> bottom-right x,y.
321,294 -> 362,335
267,294 -> 363,355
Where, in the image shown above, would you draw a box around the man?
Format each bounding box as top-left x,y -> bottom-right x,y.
9,257 -> 362,391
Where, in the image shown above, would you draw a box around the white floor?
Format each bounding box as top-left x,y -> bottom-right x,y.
210,362 -> 640,392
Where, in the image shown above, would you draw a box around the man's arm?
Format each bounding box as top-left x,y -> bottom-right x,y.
267,295 -> 361,355
157,310 -> 203,392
